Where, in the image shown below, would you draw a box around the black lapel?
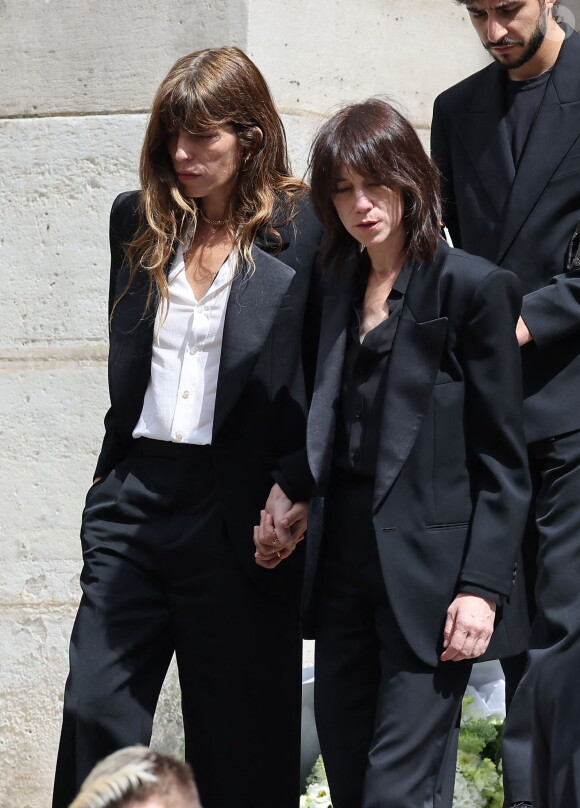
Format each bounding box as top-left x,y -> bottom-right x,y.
212,245 -> 295,438
372,241 -> 449,512
497,25 -> 580,261
307,264 -> 357,487
451,65 -> 515,220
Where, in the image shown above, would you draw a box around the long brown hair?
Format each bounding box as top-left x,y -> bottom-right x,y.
309,98 -> 441,270
121,46 -> 306,312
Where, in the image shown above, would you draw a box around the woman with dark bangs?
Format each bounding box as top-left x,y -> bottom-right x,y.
53,47 -> 322,808
256,98 -> 530,807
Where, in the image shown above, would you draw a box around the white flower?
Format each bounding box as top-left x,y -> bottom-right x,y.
303,780 -> 332,806
453,769 -> 486,808
301,758 -> 332,807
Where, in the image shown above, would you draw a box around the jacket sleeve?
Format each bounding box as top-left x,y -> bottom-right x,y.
458,266 -> 531,596
270,207 -> 325,502
93,192 -> 140,479
431,96 -> 462,249
271,451 -> 314,503
520,219 -> 580,347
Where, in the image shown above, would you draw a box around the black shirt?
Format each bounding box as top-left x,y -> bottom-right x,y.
504,69 -> 552,167
333,258 -> 413,480
331,254 -> 502,604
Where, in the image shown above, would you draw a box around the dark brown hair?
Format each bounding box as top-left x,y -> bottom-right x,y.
309,98 -> 442,269
120,46 -> 306,313
453,0 -> 557,10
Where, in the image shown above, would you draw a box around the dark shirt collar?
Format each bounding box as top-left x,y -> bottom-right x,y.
504,66 -> 553,93
350,255 -> 415,349
391,255 -> 414,295
353,253 -> 415,307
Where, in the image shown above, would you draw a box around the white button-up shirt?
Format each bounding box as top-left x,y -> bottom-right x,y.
133,243 -> 236,445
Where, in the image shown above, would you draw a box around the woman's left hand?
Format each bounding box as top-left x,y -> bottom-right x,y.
263,483 -> 309,545
254,510 -> 295,568
253,483 -> 308,568
440,592 -> 497,661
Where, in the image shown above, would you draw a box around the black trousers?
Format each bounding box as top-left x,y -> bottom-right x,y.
314,480 -> 472,808
53,440 -> 302,808
502,429 -> 580,805
532,644 -> 580,808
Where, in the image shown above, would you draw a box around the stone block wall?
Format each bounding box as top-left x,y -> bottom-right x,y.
2,0 -> 579,804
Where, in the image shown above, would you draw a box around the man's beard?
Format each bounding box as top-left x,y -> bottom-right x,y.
485,19 -> 547,71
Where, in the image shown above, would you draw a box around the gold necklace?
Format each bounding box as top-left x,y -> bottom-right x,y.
198,206 -> 230,227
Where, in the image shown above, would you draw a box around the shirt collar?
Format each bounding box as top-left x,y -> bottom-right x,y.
393,256 -> 415,295
169,243 -> 237,301
353,254 -> 415,306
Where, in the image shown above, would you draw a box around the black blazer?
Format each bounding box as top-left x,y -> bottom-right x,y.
94,190 -> 323,593
431,24 -> 580,443
302,241 -> 531,667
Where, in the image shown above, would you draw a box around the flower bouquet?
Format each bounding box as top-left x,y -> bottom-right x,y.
454,693 -> 504,808
300,756 -> 332,808
300,694 -> 505,808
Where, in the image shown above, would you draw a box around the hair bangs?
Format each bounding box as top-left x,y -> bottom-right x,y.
310,98 -> 442,270
326,112 -> 403,192
159,78 -> 230,136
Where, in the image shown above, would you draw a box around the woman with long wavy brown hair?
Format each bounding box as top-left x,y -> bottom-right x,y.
53,46 -> 322,808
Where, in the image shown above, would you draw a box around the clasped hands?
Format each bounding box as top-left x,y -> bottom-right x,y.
253,483 -> 308,569
253,486 -> 496,661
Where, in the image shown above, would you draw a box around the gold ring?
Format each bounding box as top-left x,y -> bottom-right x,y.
276,550 -> 281,558
272,534 -> 281,547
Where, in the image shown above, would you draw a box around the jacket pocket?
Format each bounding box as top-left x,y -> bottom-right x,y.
426,521 -> 470,532
551,154 -> 580,181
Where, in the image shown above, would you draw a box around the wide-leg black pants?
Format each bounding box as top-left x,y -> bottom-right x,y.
314,480 -> 472,808
53,440 -> 302,808
502,428 -> 580,805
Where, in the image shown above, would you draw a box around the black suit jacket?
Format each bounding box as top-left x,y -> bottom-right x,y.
94,190 -> 323,593
302,241 -> 531,666
431,24 -> 580,442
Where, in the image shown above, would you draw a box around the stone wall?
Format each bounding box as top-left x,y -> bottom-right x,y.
1,0 -> 579,804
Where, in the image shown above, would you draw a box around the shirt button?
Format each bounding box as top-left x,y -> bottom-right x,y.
352,453 -> 360,463
355,410 -> 362,419
182,390 -> 190,399
198,305 -> 205,313
175,434 -> 183,442
189,347 -> 198,355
